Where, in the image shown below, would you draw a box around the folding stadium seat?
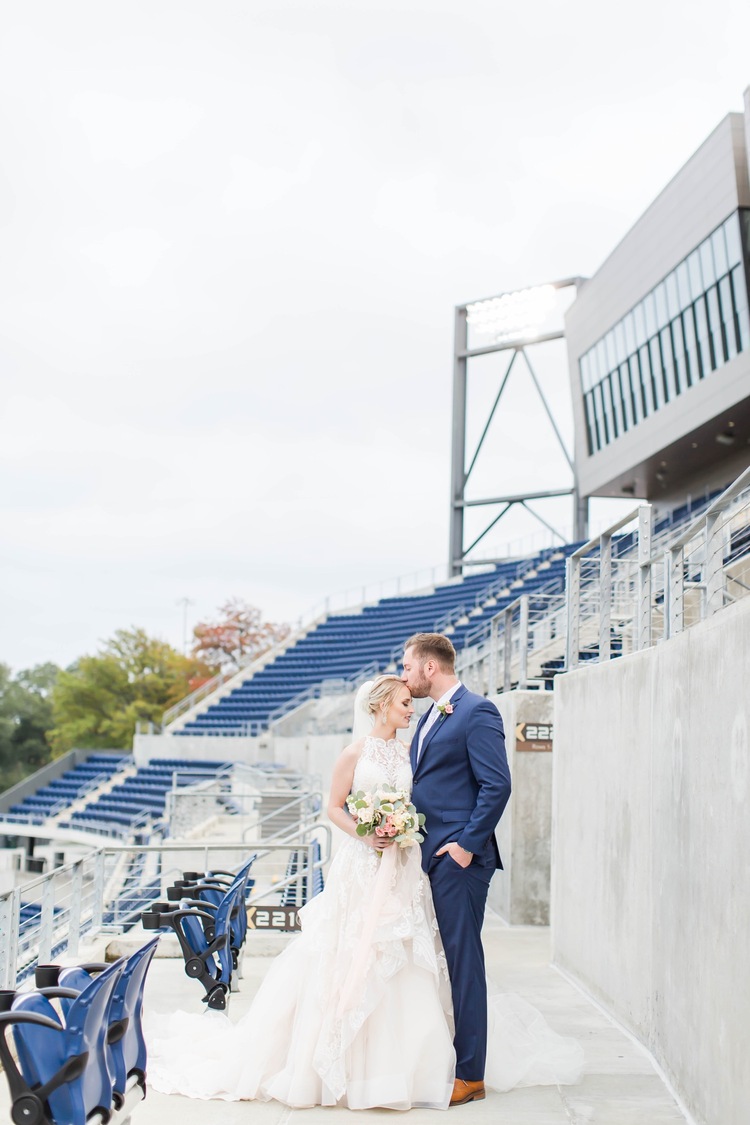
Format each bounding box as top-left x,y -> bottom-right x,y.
0,959 -> 124,1125
34,937 -> 160,1112
142,865 -> 251,1010
165,856 -> 256,974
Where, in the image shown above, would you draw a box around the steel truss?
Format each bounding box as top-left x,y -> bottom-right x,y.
449,278 -> 588,575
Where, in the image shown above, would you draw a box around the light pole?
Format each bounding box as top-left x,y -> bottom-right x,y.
176,596 -> 195,655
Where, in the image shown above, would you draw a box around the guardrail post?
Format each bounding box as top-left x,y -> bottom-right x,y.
68,861 -> 84,958
489,616 -> 499,695
518,596 -> 529,689
503,605 -> 513,691
38,873 -> 56,964
664,545 -> 684,639
599,532 -> 612,660
636,505 -> 653,651
91,849 -> 106,934
0,889 -> 20,989
565,554 -> 580,670
704,510 -> 725,616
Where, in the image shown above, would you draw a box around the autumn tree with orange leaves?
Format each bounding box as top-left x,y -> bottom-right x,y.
192,598 -> 291,671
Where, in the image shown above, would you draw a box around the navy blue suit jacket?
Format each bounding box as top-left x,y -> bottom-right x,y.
410,685 -> 511,873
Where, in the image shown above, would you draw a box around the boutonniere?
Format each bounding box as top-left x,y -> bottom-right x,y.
436,702 -> 455,720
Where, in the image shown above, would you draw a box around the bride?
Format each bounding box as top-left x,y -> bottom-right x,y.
146,675 -> 583,1109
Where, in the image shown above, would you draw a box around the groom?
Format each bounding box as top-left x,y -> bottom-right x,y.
402,633 -> 511,1106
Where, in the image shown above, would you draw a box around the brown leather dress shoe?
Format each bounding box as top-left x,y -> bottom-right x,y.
450,1079 -> 486,1105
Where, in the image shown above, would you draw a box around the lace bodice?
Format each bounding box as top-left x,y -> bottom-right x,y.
352,736 -> 412,797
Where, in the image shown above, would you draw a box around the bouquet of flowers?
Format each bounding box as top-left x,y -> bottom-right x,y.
346,787 -> 426,848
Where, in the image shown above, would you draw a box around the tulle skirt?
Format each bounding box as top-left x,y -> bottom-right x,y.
145,839 -> 583,1109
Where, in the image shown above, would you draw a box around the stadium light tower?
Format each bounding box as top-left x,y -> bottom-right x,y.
449,278 -> 587,576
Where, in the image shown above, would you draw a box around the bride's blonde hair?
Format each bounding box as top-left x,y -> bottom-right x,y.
366,674 -> 408,717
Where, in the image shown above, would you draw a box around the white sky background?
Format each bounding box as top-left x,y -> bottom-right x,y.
2,0 -> 750,671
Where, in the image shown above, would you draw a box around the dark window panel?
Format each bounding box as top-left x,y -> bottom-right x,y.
616,365 -> 632,431
583,391 -> 597,454
648,337 -> 664,409
729,266 -> 749,352
659,326 -> 677,401
638,344 -> 654,414
607,373 -> 622,437
594,382 -> 610,445
601,375 -> 617,440
624,358 -> 642,424
680,311 -> 696,388
717,275 -> 736,362
692,300 -> 711,377
667,321 -> 686,395
705,287 -> 724,367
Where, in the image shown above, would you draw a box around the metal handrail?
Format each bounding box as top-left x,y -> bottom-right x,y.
267,661 -> 379,728
661,464 -> 750,553
0,828 -> 333,988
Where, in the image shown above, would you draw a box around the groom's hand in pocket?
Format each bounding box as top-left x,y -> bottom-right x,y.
435,841 -> 473,868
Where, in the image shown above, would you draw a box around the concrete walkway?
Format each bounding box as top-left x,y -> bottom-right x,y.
128,915 -> 688,1125
0,917 -> 689,1124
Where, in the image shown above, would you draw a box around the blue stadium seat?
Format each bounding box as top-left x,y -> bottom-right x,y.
142,863 -> 254,1011
0,959 -> 123,1125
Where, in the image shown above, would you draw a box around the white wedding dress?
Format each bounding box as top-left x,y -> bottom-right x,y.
146,736 -> 584,1109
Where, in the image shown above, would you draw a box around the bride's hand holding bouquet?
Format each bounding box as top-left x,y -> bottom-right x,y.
346,788 -> 426,853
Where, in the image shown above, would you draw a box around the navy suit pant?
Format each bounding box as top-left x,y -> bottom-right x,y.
429,855 -> 493,1081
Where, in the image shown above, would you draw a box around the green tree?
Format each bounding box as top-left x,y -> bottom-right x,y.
50,628 -> 212,755
0,662 -> 59,790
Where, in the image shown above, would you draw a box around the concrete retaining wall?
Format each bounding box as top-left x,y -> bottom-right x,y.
552,594 -> 750,1125
489,690 -> 554,925
132,731 -> 348,780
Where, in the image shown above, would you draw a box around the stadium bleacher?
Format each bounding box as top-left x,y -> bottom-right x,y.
4,754 -> 130,827
61,759 -> 233,839
176,546 -> 577,735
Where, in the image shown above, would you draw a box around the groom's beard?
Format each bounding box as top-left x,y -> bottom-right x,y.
405,671 -> 431,699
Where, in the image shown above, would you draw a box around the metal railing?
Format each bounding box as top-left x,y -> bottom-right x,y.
455,463 -> 750,693
457,589 -> 566,694
0,830 -> 331,989
166,766 -> 323,842
564,506 -> 650,670
662,465 -> 750,636
564,464 -> 750,670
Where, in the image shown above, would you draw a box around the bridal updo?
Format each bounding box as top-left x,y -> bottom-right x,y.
365,674 -> 407,716
352,674 -> 408,738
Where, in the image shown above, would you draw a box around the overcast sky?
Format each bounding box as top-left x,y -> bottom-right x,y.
2,0 -> 749,672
